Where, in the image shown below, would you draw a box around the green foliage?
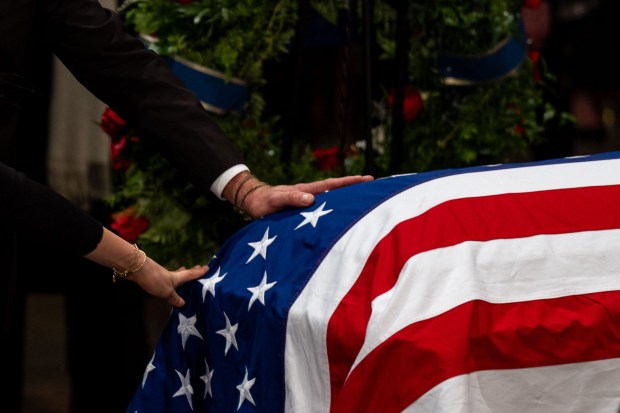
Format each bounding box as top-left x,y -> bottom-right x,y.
406,0 -> 523,55
109,0 -> 567,267
122,0 -> 298,84
365,0 -> 564,174
379,65 -> 549,172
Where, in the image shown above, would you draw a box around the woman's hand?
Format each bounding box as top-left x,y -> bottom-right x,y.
130,261 -> 208,308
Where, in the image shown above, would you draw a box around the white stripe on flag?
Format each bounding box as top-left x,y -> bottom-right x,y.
404,358 -> 620,413
357,229 -> 620,369
285,157 -> 620,412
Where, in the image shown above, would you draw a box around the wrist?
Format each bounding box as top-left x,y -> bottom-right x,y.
224,171 -> 270,221
223,171 -> 254,204
233,174 -> 258,210
235,181 -> 268,221
112,244 -> 148,282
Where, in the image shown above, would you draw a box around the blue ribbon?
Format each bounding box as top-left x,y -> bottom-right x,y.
438,21 -> 527,85
163,56 -> 248,115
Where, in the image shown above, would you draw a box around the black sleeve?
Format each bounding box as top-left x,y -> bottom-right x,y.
37,0 -> 245,196
0,162 -> 103,255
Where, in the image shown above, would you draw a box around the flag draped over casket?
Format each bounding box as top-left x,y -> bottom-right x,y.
127,152 -> 620,413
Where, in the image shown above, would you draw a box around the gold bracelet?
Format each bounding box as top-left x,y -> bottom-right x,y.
127,243 -> 140,265
233,174 -> 255,211
112,245 -> 148,283
235,182 -> 268,221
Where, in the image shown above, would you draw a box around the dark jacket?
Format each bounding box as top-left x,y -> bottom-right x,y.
0,0 -> 244,196
0,161 -> 103,253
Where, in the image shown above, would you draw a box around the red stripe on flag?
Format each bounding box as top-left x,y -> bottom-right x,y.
327,184 -> 620,405
331,290 -> 620,412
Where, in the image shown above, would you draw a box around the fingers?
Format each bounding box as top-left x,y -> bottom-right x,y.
175,265 -> 208,289
291,176 -> 374,209
294,175 -> 374,195
167,265 -> 208,308
175,264 -> 205,271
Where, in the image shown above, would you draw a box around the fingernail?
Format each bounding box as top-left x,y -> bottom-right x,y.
301,194 -> 313,204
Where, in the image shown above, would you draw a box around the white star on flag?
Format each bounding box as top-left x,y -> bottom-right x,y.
246,227 -> 277,263
199,267 -> 227,301
177,313 -> 203,350
142,353 -> 156,388
236,366 -> 256,410
216,312 -> 238,355
172,368 -> 194,410
200,359 -> 214,399
247,271 -> 277,310
295,201 -> 333,230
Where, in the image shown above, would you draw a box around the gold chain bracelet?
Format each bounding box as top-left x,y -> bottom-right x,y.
112,244 -> 148,283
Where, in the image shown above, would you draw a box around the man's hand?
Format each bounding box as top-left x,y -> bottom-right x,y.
224,172 -> 374,220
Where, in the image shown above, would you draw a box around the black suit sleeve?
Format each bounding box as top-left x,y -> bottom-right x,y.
37,0 -> 245,196
0,162 -> 103,255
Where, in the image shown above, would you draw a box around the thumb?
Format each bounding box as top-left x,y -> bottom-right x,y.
298,193 -> 314,206
168,291 -> 186,308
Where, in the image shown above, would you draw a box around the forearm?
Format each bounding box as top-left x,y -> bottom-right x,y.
83,227 -> 143,272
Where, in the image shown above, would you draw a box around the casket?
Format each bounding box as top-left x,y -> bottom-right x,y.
127,152 -> 620,413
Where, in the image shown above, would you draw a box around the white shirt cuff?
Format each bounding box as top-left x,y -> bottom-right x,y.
210,164 -> 250,200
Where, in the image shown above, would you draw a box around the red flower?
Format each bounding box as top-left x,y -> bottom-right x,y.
100,107 -> 128,141
387,85 -> 424,122
102,107 -> 139,172
110,207 -> 149,243
523,0 -> 541,9
313,146 -> 340,171
514,124 -> 525,136
109,134 -> 139,172
110,135 -> 128,169
528,50 -> 542,83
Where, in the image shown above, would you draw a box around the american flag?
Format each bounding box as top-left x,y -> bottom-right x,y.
127,152 -> 620,413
